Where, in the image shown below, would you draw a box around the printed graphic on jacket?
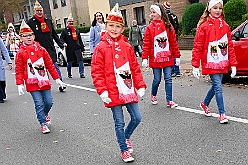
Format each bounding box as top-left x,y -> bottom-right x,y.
27,57 -> 51,88
154,31 -> 171,62
206,34 -> 229,69
119,70 -> 132,89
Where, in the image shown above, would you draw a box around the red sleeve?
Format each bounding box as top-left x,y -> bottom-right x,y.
91,45 -> 108,95
128,46 -> 147,89
191,26 -> 205,68
168,27 -> 181,58
42,48 -> 60,80
226,26 -> 238,66
142,25 -> 151,60
15,50 -> 25,85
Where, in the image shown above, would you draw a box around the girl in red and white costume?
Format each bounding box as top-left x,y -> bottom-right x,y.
191,0 -> 237,123
142,3 -> 181,107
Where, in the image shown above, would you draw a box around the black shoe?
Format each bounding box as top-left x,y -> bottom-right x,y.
0,99 -> 4,103
68,75 -> 72,78
80,75 -> 85,78
59,86 -> 66,92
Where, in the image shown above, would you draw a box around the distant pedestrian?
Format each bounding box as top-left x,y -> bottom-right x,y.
91,3 -> 147,163
60,13 -> 85,78
89,11 -> 105,54
0,37 -> 12,103
142,3 -> 181,107
15,20 -> 66,133
27,0 -> 65,92
129,20 -> 143,57
162,1 -> 180,77
5,22 -> 20,58
191,0 -> 237,124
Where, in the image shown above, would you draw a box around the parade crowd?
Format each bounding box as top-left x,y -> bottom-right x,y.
0,0 -> 238,163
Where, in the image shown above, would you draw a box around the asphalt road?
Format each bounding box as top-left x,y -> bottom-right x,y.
0,56 -> 248,164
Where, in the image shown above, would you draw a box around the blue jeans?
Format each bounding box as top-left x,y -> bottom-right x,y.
67,61 -> 84,76
171,58 -> 180,75
111,103 -> 142,152
30,90 -> 54,126
54,62 -> 63,81
151,67 -> 173,102
203,74 -> 226,114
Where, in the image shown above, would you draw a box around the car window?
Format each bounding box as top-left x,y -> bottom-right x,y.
241,23 -> 248,38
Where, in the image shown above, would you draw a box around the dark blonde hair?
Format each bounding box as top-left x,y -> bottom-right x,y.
154,3 -> 172,31
197,1 -> 225,27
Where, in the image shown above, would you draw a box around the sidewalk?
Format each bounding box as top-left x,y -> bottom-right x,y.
180,50 -> 192,70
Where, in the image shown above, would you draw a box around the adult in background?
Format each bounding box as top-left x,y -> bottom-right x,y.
60,14 -> 85,78
0,37 -> 12,103
89,12 -> 105,54
162,1 -> 180,77
129,20 -> 143,57
27,0 -> 65,92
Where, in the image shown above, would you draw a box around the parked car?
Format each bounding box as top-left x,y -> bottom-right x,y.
222,20 -> 248,83
55,32 -> 91,66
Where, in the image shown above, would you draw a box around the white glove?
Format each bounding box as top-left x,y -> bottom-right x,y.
175,58 -> 180,66
142,59 -> 148,68
230,66 -> 236,78
100,91 -> 112,104
192,67 -> 200,79
17,85 -> 24,95
55,79 -> 66,88
137,88 -> 145,97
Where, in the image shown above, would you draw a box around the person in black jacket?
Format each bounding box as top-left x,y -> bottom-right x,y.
60,14 -> 85,78
162,1 -> 180,77
27,0 -> 65,91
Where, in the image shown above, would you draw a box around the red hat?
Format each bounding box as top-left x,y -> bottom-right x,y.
106,3 -> 124,26
162,2 -> 171,10
19,20 -> 33,35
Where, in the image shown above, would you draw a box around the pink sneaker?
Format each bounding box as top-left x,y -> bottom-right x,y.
219,114 -> 228,124
200,102 -> 212,116
41,125 -> 50,134
167,101 -> 178,108
121,151 -> 134,162
45,115 -> 51,126
126,139 -> 133,153
150,94 -> 158,105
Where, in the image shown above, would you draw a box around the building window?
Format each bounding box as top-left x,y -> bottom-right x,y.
135,6 -> 145,25
53,0 -> 58,9
64,18 -> 68,28
61,0 -> 66,7
121,10 -> 127,27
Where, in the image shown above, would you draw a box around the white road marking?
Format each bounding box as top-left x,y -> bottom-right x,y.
64,83 -> 248,124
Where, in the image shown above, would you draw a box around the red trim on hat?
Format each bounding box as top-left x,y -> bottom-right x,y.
106,14 -> 124,26
20,28 -> 33,34
162,2 -> 171,9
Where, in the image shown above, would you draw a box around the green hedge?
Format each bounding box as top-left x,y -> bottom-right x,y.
55,26 -> 91,34
224,0 -> 247,30
182,3 -> 206,35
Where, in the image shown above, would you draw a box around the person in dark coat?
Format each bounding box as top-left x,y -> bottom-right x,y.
60,14 -> 85,78
27,0 -> 65,91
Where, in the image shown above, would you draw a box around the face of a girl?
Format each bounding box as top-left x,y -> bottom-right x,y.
96,13 -> 103,23
105,22 -> 124,39
210,3 -> 223,18
150,8 -> 161,20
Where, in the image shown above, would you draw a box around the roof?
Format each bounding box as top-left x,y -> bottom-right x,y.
109,0 -> 146,8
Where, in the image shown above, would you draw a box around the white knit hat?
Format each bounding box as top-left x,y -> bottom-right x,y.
208,0 -> 223,11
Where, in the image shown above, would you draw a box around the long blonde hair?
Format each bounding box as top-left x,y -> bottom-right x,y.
197,1 -> 225,27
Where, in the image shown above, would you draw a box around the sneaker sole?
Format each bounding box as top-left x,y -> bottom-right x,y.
220,119 -> 228,124
123,157 -> 134,162
167,104 -> 178,108
42,130 -> 50,134
151,101 -> 158,105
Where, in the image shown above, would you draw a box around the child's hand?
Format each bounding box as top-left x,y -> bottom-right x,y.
100,91 -> 112,104
192,67 -> 200,79
175,58 -> 180,66
137,88 -> 145,97
142,59 -> 148,67
17,85 -> 25,95
55,79 -> 66,88
230,66 -> 236,78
